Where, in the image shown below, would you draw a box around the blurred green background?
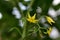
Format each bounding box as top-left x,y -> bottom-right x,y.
0,0 -> 60,40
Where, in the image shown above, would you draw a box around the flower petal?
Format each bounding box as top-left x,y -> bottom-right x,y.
28,13 -> 31,18
46,16 -> 55,25
32,13 -> 36,19
47,27 -> 52,36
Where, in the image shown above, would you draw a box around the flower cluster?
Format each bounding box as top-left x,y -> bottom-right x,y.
26,13 -> 55,36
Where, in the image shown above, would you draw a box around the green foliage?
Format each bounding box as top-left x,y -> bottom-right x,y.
0,0 -> 60,40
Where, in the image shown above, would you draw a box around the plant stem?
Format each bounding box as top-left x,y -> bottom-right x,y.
37,23 -> 46,30
21,18 -> 26,40
27,0 -> 35,12
36,23 -> 43,40
37,23 -> 41,29
26,0 -> 35,17
9,27 -> 21,36
14,27 -> 22,35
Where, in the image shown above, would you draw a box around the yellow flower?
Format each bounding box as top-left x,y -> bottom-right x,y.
47,27 -> 52,36
46,16 -> 55,25
27,13 -> 38,23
